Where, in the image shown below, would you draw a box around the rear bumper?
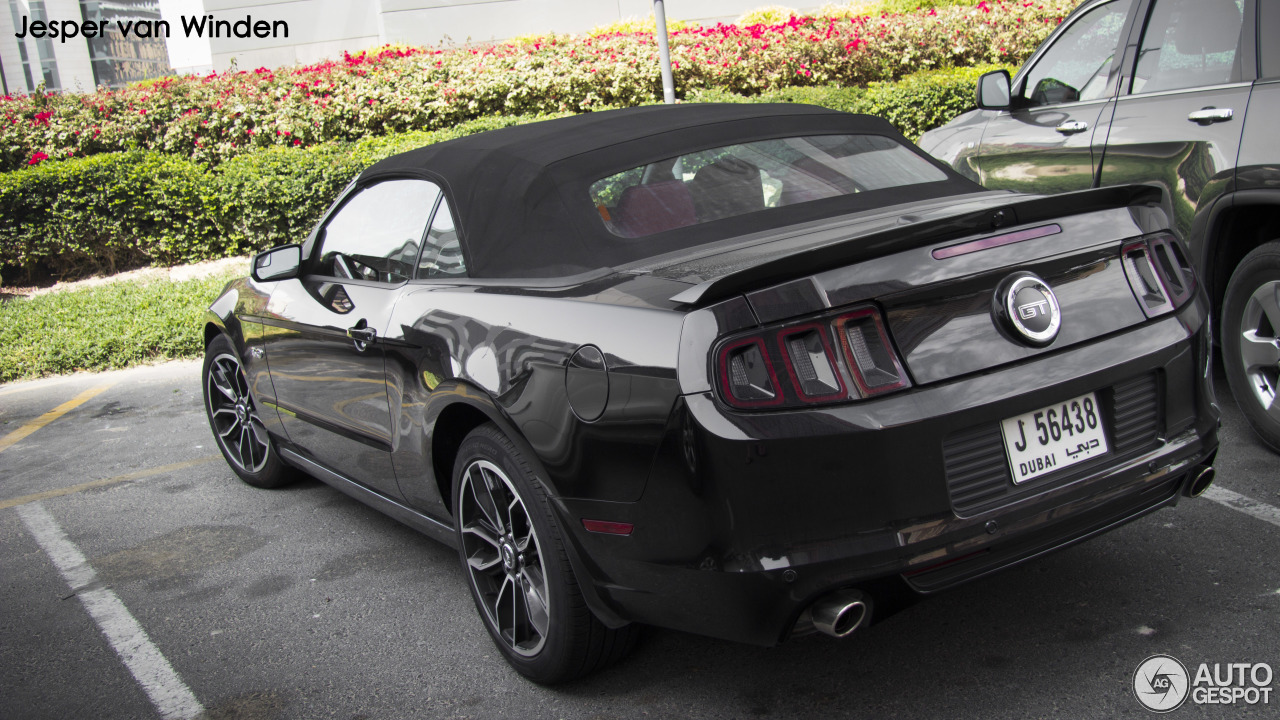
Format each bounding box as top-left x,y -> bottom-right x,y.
555,308 -> 1219,646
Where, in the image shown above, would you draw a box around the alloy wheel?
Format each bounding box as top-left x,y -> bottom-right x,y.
1236,280 -> 1280,422
205,352 -> 272,474
458,459 -> 550,657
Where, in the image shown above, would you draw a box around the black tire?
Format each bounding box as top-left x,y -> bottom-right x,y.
202,334 -> 295,488
452,424 -> 638,683
1222,240 -> 1280,453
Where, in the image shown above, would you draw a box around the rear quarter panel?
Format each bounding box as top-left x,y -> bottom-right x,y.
381,286 -> 686,516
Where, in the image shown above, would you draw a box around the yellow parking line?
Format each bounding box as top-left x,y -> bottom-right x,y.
0,383 -> 114,454
0,456 -> 221,510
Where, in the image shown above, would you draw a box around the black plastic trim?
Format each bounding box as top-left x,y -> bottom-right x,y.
280,448 -> 457,548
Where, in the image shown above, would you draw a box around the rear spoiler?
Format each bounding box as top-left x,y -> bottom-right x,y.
668,185 -> 1165,307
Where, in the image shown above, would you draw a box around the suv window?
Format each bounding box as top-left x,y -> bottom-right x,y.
1261,0 -> 1280,79
1131,0 -> 1244,94
417,198 -> 466,279
317,179 -> 441,283
1020,0 -> 1133,106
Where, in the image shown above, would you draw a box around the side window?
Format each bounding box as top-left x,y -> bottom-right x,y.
1020,0 -> 1134,106
1260,0 -> 1280,79
1131,0 -> 1244,94
317,179 -> 440,283
417,199 -> 467,278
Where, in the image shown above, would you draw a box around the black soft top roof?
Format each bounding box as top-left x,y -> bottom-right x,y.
360,104 -> 977,279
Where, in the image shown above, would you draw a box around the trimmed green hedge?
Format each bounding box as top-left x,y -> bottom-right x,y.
690,64 -> 1011,140
0,152 -> 217,280
0,67 -> 1010,283
0,114 -> 560,282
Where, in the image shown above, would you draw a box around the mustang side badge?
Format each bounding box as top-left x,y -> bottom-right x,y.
993,272 -> 1061,347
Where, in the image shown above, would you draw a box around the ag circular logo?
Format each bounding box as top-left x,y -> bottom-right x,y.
1134,654 -> 1191,713
993,272 -> 1061,347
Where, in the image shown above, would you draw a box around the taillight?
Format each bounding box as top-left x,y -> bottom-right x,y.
719,337 -> 784,408
834,308 -> 911,396
1122,234 -> 1196,318
715,305 -> 911,410
778,324 -> 846,401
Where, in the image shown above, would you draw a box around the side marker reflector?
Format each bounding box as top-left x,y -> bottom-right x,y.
582,519 -> 634,535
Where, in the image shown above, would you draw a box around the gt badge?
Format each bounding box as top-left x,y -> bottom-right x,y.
993,272 -> 1061,347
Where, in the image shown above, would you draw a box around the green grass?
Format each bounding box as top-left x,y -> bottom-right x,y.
0,271 -> 241,383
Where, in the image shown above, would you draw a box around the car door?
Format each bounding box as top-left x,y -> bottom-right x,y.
262,178 -> 442,497
380,195 -> 473,517
1096,0 -> 1253,242
1236,0 -> 1279,194
973,0 -> 1137,194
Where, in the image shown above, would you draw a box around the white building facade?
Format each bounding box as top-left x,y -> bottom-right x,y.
1,0 -> 170,93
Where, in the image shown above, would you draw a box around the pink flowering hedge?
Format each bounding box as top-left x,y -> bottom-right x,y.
0,1 -> 1070,172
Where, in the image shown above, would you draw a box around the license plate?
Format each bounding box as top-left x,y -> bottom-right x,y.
1000,392 -> 1108,484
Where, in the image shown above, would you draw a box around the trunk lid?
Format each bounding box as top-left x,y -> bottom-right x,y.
642,185 -> 1168,385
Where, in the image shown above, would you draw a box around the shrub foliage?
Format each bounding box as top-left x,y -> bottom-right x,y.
0,114 -> 556,282
0,152 -> 217,279
0,63 -> 1011,283
690,63 -> 1008,139
0,0 -> 1055,283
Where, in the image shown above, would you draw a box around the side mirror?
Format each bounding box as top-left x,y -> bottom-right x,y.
976,70 -> 1012,110
251,244 -> 302,282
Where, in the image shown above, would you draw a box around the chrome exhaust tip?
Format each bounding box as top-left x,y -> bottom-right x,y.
1186,465 -> 1216,498
810,589 -> 872,639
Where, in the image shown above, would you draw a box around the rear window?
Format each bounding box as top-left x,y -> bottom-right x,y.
588,134 -> 948,238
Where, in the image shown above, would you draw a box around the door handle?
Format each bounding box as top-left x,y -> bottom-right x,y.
1054,120 -> 1089,135
347,324 -> 377,350
1188,107 -> 1233,124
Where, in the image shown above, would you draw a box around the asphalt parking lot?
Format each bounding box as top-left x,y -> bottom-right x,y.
2,360 -> 1278,719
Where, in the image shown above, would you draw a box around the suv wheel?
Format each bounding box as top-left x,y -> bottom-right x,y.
1222,241 -> 1280,452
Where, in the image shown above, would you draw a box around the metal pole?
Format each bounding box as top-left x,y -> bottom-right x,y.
653,0 -> 675,104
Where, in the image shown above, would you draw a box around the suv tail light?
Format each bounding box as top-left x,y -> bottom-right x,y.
1122,234 -> 1196,318
716,305 -> 911,410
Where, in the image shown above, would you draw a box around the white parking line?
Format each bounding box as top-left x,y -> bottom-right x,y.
17,502 -> 205,720
1202,485 -> 1280,530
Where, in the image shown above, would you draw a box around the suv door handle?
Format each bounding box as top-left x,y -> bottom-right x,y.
1188,107 -> 1233,124
1055,121 -> 1089,135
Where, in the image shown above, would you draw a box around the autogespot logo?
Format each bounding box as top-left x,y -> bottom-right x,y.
1134,654 -> 1275,712
1134,655 -> 1190,713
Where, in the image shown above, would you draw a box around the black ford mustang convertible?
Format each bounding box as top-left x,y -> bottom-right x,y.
203,104 -> 1219,683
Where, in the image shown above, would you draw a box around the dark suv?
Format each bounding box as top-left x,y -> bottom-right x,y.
920,0 -> 1280,450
